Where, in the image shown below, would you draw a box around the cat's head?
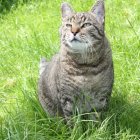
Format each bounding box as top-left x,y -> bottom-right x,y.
60,0 -> 105,58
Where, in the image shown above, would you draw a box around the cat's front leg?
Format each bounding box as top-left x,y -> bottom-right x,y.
60,96 -> 73,123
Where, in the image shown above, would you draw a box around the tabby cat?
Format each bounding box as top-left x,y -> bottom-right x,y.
38,0 -> 114,122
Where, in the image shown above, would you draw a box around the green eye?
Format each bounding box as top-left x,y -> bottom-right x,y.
66,24 -> 72,28
82,23 -> 92,28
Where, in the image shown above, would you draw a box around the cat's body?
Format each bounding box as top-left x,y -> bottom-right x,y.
38,0 -> 114,121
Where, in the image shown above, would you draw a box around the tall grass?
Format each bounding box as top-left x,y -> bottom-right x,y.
0,0 -> 140,139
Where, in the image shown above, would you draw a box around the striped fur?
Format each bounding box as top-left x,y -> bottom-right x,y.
38,0 -> 114,122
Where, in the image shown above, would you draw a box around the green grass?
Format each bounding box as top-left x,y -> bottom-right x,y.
0,0 -> 140,139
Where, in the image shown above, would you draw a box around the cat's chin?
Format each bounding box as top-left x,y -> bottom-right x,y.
66,40 -> 88,53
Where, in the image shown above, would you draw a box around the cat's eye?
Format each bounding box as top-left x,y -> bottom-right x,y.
82,23 -> 92,28
66,24 -> 72,28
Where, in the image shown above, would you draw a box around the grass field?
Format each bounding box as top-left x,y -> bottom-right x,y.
0,0 -> 140,139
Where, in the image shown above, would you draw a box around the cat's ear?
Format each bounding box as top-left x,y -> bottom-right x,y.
91,0 -> 105,25
61,2 -> 74,18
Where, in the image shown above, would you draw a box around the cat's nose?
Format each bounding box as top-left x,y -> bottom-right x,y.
71,25 -> 80,36
72,31 -> 78,36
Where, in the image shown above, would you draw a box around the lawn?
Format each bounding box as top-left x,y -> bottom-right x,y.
0,0 -> 140,139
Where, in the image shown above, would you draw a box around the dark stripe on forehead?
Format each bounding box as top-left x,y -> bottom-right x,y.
81,15 -> 86,22
67,13 -> 91,23
68,15 -> 76,22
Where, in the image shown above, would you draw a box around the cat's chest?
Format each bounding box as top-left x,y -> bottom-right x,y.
75,74 -> 101,89
60,72 -> 103,92
59,59 -> 109,93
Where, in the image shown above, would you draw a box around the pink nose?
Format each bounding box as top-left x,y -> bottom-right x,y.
72,31 -> 79,36
71,24 -> 80,36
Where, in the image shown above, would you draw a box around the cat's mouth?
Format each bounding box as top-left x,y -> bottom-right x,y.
72,38 -> 77,42
71,36 -> 81,42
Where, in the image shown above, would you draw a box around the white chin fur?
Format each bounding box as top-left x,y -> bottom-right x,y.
67,41 -> 91,64
67,41 -> 88,53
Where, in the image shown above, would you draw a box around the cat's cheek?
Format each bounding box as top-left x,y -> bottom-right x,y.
65,33 -> 74,43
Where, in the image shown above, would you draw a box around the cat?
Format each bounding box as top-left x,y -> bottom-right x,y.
38,0 -> 114,122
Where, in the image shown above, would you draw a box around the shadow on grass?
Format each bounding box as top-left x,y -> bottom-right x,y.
0,0 -> 29,14
105,89 -> 140,137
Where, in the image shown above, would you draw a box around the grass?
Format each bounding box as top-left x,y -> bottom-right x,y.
0,0 -> 140,139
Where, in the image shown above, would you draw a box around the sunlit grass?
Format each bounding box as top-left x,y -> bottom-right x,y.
0,0 -> 140,139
